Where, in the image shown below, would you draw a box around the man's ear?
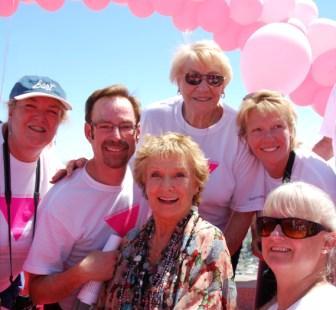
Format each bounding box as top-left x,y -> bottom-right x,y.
84,122 -> 94,141
135,125 -> 140,143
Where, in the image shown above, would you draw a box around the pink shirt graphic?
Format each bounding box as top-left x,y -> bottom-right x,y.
0,123 -> 62,292
24,167 -> 148,310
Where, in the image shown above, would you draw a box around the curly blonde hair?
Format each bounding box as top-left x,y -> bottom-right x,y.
134,132 -> 209,206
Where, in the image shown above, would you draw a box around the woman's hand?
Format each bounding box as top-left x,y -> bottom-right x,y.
50,157 -> 88,183
77,250 -> 118,282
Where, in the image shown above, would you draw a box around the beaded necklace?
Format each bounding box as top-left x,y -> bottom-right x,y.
114,208 -> 200,309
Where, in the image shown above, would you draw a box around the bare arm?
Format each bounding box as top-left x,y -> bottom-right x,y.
224,211 -> 255,256
250,214 -> 263,260
28,250 -> 117,305
312,136 -> 333,160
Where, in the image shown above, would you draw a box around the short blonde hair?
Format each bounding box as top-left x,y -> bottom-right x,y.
134,132 -> 209,206
237,90 -> 297,149
263,182 -> 336,282
263,182 -> 336,231
169,40 -> 233,88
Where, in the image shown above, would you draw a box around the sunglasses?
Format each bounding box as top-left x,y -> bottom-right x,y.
185,72 -> 225,87
256,216 -> 328,239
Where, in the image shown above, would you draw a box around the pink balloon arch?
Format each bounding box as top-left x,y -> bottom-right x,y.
1,0 -> 335,116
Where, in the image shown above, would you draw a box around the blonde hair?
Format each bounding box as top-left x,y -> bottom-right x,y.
263,182 -> 336,230
134,132 -> 209,206
237,90 -> 297,149
263,182 -> 336,281
169,40 -> 232,88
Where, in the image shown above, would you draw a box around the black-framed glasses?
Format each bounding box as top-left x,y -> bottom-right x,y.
91,121 -> 136,136
185,72 -> 225,87
256,216 -> 328,239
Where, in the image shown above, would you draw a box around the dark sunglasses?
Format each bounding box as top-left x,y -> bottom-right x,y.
185,72 -> 225,87
256,216 -> 328,239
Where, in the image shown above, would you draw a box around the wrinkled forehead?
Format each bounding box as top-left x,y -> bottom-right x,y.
11,97 -> 66,114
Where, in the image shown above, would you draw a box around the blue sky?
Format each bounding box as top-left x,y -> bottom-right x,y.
0,0 -> 335,162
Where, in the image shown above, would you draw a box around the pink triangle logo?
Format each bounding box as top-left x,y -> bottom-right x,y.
0,197 -> 35,240
104,204 -> 140,237
208,160 -> 219,173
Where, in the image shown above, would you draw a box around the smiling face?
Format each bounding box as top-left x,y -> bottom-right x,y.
246,110 -> 291,177
144,154 -> 198,222
177,60 -> 225,114
262,221 -> 328,282
8,96 -> 63,156
85,96 -> 139,170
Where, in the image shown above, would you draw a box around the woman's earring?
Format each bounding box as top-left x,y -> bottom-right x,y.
221,92 -> 225,98
177,89 -> 181,94
321,248 -> 329,254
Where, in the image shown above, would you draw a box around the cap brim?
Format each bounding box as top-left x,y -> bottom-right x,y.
14,92 -> 72,110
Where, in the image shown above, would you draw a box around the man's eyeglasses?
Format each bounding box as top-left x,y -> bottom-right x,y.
91,122 -> 136,136
185,72 -> 225,87
256,216 -> 328,239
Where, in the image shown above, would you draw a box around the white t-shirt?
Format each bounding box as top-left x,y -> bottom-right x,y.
264,148 -> 336,202
140,96 -> 265,231
267,282 -> 336,309
24,166 -> 148,309
0,123 -> 62,292
320,85 -> 336,158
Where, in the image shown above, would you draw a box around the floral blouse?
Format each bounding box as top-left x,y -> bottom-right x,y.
97,208 -> 237,309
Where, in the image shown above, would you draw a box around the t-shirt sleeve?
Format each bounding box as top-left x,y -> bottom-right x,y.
230,140 -> 265,212
23,192 -> 75,275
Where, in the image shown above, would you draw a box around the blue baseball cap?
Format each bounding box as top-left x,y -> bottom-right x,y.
9,75 -> 72,110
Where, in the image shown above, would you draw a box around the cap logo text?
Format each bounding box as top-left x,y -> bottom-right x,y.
32,80 -> 56,91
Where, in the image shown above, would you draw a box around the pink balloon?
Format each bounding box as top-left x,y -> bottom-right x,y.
230,0 -> 263,25
287,17 -> 307,33
172,1 -> 200,32
291,0 -> 318,27
111,0 -> 128,3
213,17 -> 241,51
307,18 -> 336,60
241,23 -> 312,94
261,0 -> 296,23
312,86 -> 333,116
290,70 -> 319,106
0,0 -> 19,16
83,0 -> 110,10
128,0 -> 154,18
152,0 -> 183,16
35,0 -> 64,11
197,0 -> 229,32
312,48 -> 336,87
238,21 -> 264,49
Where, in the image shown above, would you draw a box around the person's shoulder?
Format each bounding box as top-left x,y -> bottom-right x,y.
295,147 -> 335,171
299,283 -> 336,309
223,102 -> 237,114
41,168 -> 84,207
194,216 -> 225,241
144,96 -> 181,114
40,143 -> 64,170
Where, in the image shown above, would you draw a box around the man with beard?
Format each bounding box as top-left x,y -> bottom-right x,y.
23,85 -> 147,310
